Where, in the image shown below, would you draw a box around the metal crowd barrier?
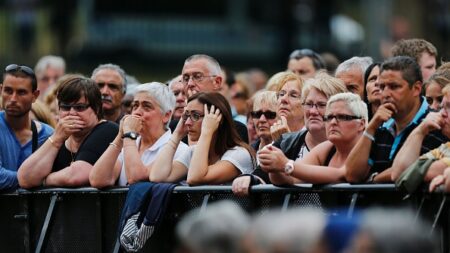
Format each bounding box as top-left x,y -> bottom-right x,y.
0,184 -> 448,253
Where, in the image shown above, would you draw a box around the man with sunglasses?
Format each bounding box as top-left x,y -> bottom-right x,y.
91,63 -> 127,123
345,56 -> 448,183
0,64 -> 54,191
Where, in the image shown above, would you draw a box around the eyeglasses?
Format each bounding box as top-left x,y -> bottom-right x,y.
5,64 -> 35,77
276,90 -> 301,100
323,114 -> 361,122
302,102 -> 327,110
97,82 -> 123,92
250,110 -> 277,119
182,111 -> 204,122
181,72 -> 216,84
59,103 -> 90,112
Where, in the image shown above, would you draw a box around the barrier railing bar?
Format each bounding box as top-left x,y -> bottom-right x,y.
35,193 -> 58,253
414,195 -> 427,223
281,193 -> 291,212
347,193 -> 359,219
430,196 -> 447,236
200,194 -> 210,213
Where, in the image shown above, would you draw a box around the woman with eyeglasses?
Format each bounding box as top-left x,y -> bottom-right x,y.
89,82 -> 189,188
261,92 -> 367,184
18,74 -> 119,188
234,73 -> 347,196
150,92 -> 255,185
271,72 -> 305,140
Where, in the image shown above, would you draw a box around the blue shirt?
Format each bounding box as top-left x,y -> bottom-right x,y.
0,111 -> 54,191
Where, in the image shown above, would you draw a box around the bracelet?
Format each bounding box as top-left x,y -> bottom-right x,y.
109,142 -> 120,150
48,137 -> 59,148
363,130 -> 375,142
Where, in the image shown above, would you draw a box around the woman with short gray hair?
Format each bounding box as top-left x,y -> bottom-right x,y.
89,82 -> 189,187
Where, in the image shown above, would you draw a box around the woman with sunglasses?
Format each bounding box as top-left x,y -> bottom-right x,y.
89,82 -> 189,188
18,74 -> 118,188
234,73 -> 347,196
261,92 -> 367,184
150,92 -> 255,185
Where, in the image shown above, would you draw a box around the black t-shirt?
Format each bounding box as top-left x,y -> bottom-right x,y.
52,121 -> 119,172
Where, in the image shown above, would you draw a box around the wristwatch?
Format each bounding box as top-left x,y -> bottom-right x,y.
122,131 -> 138,140
284,160 -> 295,175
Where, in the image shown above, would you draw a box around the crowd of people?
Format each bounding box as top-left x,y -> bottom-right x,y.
1,37 -> 450,251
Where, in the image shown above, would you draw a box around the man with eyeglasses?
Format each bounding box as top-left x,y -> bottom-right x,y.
345,56 -> 448,183
0,64 -> 54,191
178,54 -> 248,143
287,49 -> 325,79
91,63 -> 127,123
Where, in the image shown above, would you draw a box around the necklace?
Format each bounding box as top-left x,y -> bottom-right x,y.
67,138 -> 77,165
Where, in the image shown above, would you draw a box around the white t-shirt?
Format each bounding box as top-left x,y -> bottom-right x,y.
176,145 -> 255,175
117,130 -> 189,186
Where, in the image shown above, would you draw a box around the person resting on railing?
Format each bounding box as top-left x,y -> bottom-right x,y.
18,75 -> 118,188
150,92 -> 255,185
89,82 -> 189,188
232,72 -> 347,196
260,93 -> 367,185
391,82 -> 450,192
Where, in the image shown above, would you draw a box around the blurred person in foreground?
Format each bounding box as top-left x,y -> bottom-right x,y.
348,208 -> 438,253
18,75 -> 118,188
176,201 -> 249,253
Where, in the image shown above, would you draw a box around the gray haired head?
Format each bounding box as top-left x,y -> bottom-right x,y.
91,63 -> 127,93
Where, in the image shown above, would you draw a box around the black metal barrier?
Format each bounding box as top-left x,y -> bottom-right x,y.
0,184 -> 448,253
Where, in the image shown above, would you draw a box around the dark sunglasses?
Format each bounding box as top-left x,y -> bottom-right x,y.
5,64 -> 35,77
59,103 -> 90,112
251,110 -> 277,119
323,114 -> 361,122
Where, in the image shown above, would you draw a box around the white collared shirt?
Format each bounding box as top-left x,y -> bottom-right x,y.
117,130 -> 189,186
